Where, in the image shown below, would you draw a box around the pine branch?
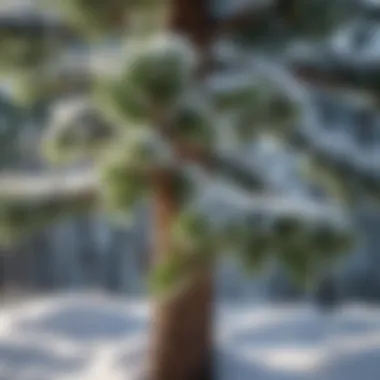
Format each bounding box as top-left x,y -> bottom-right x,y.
213,0 -> 348,40
0,169 -> 99,245
201,177 -> 348,226
294,120 -> 380,201
0,169 -> 98,205
151,181 -> 352,296
0,6 -> 75,39
207,62 -> 380,201
211,1 -> 375,97
288,56 -> 380,98
166,138 -> 266,191
213,0 -> 278,37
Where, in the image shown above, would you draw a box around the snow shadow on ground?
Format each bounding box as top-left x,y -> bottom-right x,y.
3,297 -> 380,379
14,302 -> 146,343
117,346 -> 302,380
216,350 -> 305,380
228,312 -> 380,349
228,317 -> 326,348
324,346 -> 380,380
222,305 -> 380,380
333,316 -> 380,337
0,341 -> 87,380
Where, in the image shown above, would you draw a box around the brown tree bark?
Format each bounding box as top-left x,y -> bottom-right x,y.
168,0 -> 216,54
149,170 -> 214,380
148,2 -> 216,379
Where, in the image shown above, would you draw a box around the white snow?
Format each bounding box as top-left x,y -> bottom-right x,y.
1,293 -> 380,379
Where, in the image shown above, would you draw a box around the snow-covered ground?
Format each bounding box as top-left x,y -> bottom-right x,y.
1,293 -> 380,380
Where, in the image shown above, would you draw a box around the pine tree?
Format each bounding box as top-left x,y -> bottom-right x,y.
0,0 -> 375,379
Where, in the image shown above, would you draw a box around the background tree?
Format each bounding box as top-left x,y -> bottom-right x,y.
0,0 -> 378,379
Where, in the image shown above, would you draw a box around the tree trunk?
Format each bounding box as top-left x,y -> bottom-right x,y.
148,169 -> 214,380
169,0 -> 216,52
149,271 -> 214,380
147,2 -> 216,379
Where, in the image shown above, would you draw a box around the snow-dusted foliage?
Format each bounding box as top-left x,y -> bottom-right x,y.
0,170 -> 97,245
116,34 -> 197,108
0,0 -> 373,297
94,33 -> 199,128
43,98 -> 117,163
98,129 -> 175,220
54,0 -> 167,36
0,3 -> 72,78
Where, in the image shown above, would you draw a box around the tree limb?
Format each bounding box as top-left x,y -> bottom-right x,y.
173,139 -> 265,190
288,56 -> 380,99
0,7 -> 76,39
205,177 -> 346,219
0,169 -> 99,245
213,0 -> 278,37
0,169 -> 98,204
293,119 -> 380,200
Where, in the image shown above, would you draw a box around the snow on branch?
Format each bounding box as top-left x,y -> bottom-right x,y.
0,3 -> 74,38
172,138 -> 267,191
198,176 -> 349,228
0,169 -> 98,203
162,174 -> 355,286
295,109 -> 380,201
212,0 -> 277,36
43,97 -> 118,164
287,51 -> 380,99
0,168 -> 100,242
206,58 -> 380,202
0,169 -> 99,245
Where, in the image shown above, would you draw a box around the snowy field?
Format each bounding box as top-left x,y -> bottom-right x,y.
1,293 -> 380,380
